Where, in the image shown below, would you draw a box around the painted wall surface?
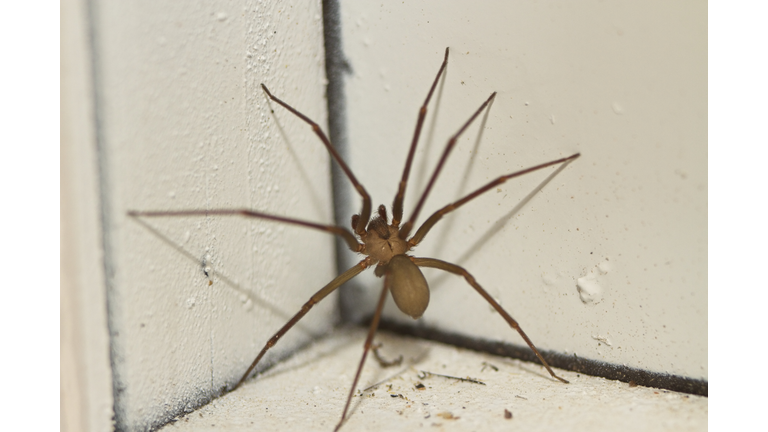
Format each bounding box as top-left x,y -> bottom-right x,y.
336,1 -> 706,380
92,1 -> 334,430
62,1 -> 114,430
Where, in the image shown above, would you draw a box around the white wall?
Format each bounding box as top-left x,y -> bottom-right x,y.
62,1 -> 114,430
336,1 -> 706,380
87,1 -> 334,430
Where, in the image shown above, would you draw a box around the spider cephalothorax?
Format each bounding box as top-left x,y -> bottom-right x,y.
357,205 -> 410,267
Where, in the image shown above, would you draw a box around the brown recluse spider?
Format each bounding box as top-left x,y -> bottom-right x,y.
129,47 -> 579,431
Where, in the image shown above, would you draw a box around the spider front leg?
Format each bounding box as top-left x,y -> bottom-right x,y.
129,209 -> 362,252
234,259 -> 370,390
412,257 -> 569,384
398,91 -> 497,240
260,84 -> 372,235
391,47 -> 449,227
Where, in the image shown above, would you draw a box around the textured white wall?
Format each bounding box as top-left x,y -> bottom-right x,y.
92,1 -> 334,430
337,1 -> 706,380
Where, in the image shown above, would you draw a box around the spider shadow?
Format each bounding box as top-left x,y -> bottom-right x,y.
262,93 -> 331,221
500,356 -> 567,383
129,215 -> 321,337
428,157 -> 577,289
249,325 -> 363,384
346,331 -> 433,418
425,91 -> 495,259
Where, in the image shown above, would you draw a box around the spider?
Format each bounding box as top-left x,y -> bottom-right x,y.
130,47 -> 579,431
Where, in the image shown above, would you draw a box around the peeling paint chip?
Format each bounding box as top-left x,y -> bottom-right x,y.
576,276 -> 602,304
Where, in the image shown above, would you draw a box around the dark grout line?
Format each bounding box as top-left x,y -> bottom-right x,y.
375,318 -> 708,398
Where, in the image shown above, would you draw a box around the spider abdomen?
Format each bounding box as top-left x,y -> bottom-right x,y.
386,254 -> 430,319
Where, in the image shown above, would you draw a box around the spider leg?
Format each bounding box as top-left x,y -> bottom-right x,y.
234,259 -> 371,390
408,153 -> 580,247
128,209 -> 362,253
412,257 -> 569,384
399,91 -> 497,240
334,271 -> 391,431
260,84 -> 372,235
392,47 -> 449,227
